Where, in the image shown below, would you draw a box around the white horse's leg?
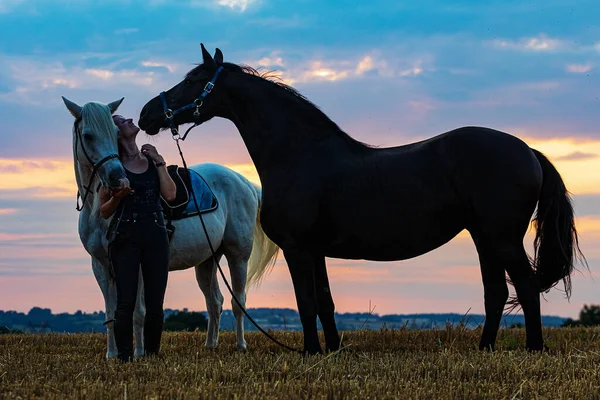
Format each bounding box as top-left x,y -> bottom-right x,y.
133,268 -> 145,357
195,257 -> 224,348
225,253 -> 249,350
92,257 -> 118,359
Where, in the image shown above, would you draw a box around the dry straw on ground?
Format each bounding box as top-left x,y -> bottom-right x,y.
1,327 -> 600,399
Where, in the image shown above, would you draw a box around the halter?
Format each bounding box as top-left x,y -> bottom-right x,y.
74,117 -> 119,211
159,66 -> 224,141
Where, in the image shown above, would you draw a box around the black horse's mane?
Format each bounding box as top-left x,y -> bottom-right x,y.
187,62 -> 371,149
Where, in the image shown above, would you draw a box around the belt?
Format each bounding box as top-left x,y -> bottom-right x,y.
120,211 -> 163,223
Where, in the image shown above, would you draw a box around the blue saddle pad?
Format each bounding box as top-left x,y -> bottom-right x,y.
183,170 -> 217,215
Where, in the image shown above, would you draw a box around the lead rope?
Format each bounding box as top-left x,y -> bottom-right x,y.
172,135 -> 302,354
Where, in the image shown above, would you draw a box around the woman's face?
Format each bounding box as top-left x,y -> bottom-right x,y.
113,115 -> 140,141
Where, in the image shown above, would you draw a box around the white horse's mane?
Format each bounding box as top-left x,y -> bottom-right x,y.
72,102 -> 118,216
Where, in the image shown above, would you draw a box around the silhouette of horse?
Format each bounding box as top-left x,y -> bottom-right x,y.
138,44 -> 585,354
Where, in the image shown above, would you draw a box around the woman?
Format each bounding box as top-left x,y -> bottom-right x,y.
100,114 -> 176,363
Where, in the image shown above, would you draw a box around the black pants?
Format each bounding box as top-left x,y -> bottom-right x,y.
110,212 -> 170,362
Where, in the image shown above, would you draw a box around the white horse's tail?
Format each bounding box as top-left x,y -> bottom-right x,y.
246,185 -> 280,289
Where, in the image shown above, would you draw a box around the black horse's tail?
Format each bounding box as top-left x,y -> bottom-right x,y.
530,149 -> 586,297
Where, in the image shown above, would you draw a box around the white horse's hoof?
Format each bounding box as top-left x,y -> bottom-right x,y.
235,344 -> 247,352
134,348 -> 145,358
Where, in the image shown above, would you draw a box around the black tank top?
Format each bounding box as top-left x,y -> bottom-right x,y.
120,156 -> 162,215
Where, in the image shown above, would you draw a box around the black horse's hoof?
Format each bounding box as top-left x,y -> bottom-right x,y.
526,343 -> 548,353
479,343 -> 495,352
302,348 -> 323,357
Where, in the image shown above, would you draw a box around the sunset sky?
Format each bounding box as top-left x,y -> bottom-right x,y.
1,0 -> 599,319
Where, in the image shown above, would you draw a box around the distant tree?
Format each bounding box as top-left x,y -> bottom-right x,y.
0,326 -> 10,334
509,323 -> 524,329
579,305 -> 600,326
562,304 -> 600,327
164,311 -> 208,332
28,307 -> 52,323
562,318 -> 580,327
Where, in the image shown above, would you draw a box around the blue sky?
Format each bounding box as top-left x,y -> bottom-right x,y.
0,0 -> 599,317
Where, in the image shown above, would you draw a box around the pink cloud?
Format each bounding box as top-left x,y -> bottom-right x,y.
0,208 -> 18,215
566,64 -> 593,73
0,232 -> 71,241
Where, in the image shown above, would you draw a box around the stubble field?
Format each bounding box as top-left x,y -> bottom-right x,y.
1,327 -> 600,399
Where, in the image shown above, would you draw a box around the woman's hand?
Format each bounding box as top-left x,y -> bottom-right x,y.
111,187 -> 132,198
141,144 -> 164,164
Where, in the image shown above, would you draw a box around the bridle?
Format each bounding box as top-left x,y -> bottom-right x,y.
73,117 -> 119,211
159,65 -> 224,141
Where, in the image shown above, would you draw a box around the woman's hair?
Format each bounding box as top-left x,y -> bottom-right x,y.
112,115 -> 125,157
117,135 -> 124,156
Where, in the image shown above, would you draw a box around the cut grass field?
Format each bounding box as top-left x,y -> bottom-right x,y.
1,327 -> 599,399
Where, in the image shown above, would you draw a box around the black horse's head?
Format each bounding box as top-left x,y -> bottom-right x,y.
139,44 -> 228,136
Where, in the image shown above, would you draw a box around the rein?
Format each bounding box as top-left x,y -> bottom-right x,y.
73,118 -> 119,211
159,67 -> 302,354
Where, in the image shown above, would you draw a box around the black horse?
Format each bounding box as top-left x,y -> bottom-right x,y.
139,44 -> 585,354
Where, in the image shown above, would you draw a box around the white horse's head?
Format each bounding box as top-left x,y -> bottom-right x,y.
62,97 -> 130,192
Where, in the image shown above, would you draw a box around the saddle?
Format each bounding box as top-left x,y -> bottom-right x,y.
160,165 -> 218,240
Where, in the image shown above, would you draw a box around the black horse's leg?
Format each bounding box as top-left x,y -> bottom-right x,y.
474,241 -> 509,351
504,245 -> 544,351
313,256 -> 341,352
283,248 -> 322,355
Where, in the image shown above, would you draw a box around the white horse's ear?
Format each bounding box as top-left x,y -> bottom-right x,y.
62,96 -> 82,119
108,97 -> 124,114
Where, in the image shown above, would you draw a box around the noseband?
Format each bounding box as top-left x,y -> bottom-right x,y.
159,66 -> 224,141
74,118 -> 119,211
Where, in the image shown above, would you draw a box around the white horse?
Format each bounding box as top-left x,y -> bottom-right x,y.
62,97 -> 278,358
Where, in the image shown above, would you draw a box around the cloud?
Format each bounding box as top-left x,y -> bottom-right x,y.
114,28 -> 139,35
556,151 -> 598,161
141,60 -> 179,73
248,15 -> 306,29
185,0 -> 258,11
0,158 -> 75,198
491,34 -> 565,52
0,208 -> 17,215
0,0 -> 23,13
0,158 -> 262,199
566,64 -> 592,73
522,137 -> 600,195
0,54 -> 173,106
215,0 -> 257,12
224,163 -> 260,185
247,51 -> 423,85
0,232 -> 71,242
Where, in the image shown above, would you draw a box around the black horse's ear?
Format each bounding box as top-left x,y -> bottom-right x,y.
201,43 -> 215,67
214,48 -> 224,65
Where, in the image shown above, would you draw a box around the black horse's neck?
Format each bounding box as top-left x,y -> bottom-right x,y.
218,68 -> 369,179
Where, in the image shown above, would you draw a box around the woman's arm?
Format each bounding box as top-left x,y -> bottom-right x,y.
142,144 -> 177,201
156,164 -> 177,201
99,187 -> 129,219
